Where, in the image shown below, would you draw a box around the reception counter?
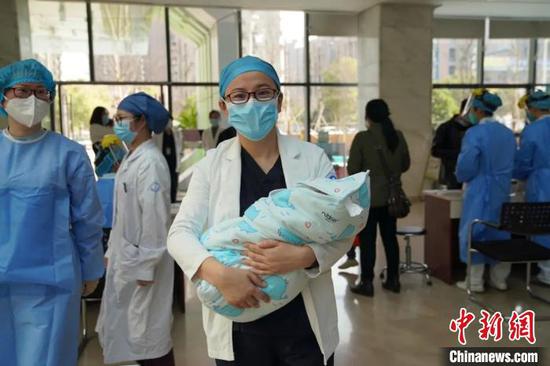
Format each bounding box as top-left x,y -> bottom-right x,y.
423,190 -> 465,284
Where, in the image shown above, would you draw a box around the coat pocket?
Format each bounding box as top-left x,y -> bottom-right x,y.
127,285 -> 154,348
118,237 -> 139,271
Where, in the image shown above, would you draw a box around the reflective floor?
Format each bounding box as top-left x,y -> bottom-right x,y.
79,203 -> 550,366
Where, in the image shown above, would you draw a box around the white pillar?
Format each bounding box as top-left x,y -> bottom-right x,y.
359,3 -> 435,198
0,0 -> 32,129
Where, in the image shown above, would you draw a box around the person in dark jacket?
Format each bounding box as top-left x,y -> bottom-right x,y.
162,120 -> 179,203
347,99 -> 410,297
216,126 -> 237,146
431,99 -> 469,189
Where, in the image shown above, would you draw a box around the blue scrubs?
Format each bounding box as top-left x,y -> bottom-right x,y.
514,115 -> 550,249
0,130 -> 104,366
456,119 -> 516,264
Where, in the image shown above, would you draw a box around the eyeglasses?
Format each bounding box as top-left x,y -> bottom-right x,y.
7,87 -> 52,102
113,116 -> 139,123
224,88 -> 279,105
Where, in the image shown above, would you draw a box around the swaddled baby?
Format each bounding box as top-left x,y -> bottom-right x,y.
196,172 -> 370,322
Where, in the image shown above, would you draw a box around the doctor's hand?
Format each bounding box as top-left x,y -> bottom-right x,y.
197,258 -> 270,309
82,280 -> 99,297
243,240 -> 317,276
217,267 -> 271,309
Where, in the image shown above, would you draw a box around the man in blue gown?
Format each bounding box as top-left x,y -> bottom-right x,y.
455,89 -> 516,293
514,90 -> 550,285
0,59 -> 105,365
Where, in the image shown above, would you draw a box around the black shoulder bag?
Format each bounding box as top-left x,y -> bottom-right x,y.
376,147 -> 411,218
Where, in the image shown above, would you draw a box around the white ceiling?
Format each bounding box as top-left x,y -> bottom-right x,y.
61,0 -> 550,19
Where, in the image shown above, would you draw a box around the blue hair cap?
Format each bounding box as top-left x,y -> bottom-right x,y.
528,90 -> 550,110
472,91 -> 502,113
0,59 -> 56,118
219,56 -> 281,97
118,92 -> 170,134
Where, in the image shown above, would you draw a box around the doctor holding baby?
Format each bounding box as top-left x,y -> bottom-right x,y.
168,56 -> 357,366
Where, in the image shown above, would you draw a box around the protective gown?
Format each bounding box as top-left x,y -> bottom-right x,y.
456,118 -> 516,264
514,115 -> 550,280
0,130 -> 104,366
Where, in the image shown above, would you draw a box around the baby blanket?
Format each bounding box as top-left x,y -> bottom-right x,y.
195,172 -> 370,322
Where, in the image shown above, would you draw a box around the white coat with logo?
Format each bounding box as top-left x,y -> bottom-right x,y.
96,140 -> 174,364
168,132 -> 351,364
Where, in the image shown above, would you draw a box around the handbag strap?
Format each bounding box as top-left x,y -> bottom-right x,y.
376,146 -> 394,181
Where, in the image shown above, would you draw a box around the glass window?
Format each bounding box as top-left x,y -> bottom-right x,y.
59,84 -> 162,158
310,86 -> 359,168
29,0 -> 90,81
489,88 -> 527,134
432,39 -> 478,83
278,87 -> 306,140
484,39 -> 530,84
309,36 -> 358,83
171,86 -> 219,129
169,8 -> 220,82
536,38 -> 550,84
431,88 -> 471,126
241,10 -> 305,83
92,4 -> 168,82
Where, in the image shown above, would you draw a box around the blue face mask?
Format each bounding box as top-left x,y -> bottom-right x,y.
114,120 -> 137,144
467,111 -> 479,125
526,111 -> 537,123
227,99 -> 278,141
209,118 -> 220,127
102,114 -> 110,126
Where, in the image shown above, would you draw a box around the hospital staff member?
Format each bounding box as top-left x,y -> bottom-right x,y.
514,90 -> 550,285
455,89 -> 516,293
168,56 -> 349,366
0,59 -> 104,366
202,109 -> 223,150
96,92 -> 174,365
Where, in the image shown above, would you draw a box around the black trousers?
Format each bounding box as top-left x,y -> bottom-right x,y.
215,331 -> 334,366
138,349 -> 175,366
358,206 -> 400,282
346,246 -> 356,259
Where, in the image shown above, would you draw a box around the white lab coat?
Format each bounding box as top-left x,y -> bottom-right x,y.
168,132 -> 350,364
96,140 -> 174,364
201,126 -> 222,150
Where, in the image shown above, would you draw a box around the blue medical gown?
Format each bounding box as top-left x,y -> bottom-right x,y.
456,120 -> 516,264
97,175 -> 115,229
0,131 -> 104,366
514,115 -> 550,249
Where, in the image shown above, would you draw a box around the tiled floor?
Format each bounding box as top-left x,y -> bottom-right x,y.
79,203 -> 550,366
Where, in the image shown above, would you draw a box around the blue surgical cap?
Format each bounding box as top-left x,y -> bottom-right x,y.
527,90 -> 550,110
0,59 -> 56,118
472,91 -> 502,113
118,92 -> 170,134
219,56 -> 281,97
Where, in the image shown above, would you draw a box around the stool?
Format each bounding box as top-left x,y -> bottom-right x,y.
380,226 -> 432,285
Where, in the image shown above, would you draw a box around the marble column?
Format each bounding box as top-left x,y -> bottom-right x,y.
358,3 -> 435,198
0,0 -> 32,128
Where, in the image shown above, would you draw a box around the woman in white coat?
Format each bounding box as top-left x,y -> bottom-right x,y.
96,92 -> 175,365
168,56 -> 350,366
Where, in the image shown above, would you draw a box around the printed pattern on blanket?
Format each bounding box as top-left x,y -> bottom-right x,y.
195,172 -> 370,322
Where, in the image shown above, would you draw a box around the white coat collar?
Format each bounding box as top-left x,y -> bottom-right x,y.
125,139 -> 155,164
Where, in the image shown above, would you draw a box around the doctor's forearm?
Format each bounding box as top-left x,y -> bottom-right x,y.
195,257 -> 224,284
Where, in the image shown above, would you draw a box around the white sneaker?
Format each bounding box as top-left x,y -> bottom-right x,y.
338,258 -> 359,269
456,280 -> 485,293
488,279 -> 508,291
